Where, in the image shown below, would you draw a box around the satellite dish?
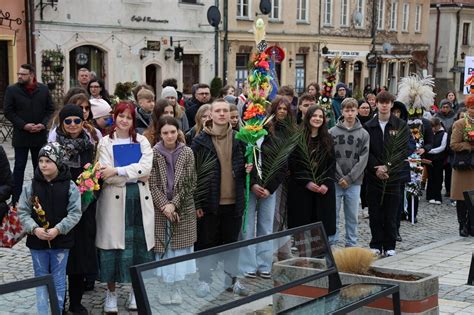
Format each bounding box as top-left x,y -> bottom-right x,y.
383,42 -> 394,53
352,11 -> 363,25
260,0 -> 272,15
207,6 -> 221,27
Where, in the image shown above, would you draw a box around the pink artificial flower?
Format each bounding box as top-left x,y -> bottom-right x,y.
83,163 -> 91,169
85,179 -> 95,189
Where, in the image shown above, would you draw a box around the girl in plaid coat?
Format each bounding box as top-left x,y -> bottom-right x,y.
149,116 -> 197,305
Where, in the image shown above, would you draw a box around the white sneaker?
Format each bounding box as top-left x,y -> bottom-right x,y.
385,250 -> 396,257
435,200 -> 442,205
370,248 -> 381,256
127,291 -> 137,310
104,289 -> 118,313
428,199 -> 436,204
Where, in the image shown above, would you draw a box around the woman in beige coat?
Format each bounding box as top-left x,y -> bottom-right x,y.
149,116 -> 197,305
96,102 -> 155,312
450,95 -> 474,237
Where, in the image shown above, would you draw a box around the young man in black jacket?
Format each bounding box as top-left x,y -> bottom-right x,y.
364,91 -> 409,257
4,64 -> 54,204
191,98 -> 250,297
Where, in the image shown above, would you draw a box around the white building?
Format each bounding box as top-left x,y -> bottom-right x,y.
34,0 -> 216,97
428,1 -> 474,102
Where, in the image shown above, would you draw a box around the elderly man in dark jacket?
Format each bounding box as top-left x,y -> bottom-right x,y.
4,64 -> 54,204
191,98 -> 248,298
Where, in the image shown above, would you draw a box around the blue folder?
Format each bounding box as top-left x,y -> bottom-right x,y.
113,143 -> 142,167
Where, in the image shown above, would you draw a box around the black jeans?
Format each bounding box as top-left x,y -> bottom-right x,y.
12,146 -> 41,203
367,184 -> 400,252
195,204 -> 242,284
444,162 -> 452,195
426,160 -> 444,202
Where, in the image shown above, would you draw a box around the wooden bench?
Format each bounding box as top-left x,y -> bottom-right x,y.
130,222 -> 400,314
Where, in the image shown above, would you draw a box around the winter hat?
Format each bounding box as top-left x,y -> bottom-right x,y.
439,99 -> 453,108
161,86 -> 178,99
59,104 -> 84,122
90,98 -> 112,119
38,142 -> 65,167
335,82 -> 347,91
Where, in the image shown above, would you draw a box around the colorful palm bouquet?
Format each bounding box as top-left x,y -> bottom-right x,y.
464,116 -> 474,143
319,57 -> 340,128
32,196 -> 51,248
235,18 -> 274,233
76,162 -> 101,209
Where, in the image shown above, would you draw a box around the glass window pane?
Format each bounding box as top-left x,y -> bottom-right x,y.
133,224 -> 333,314
0,285 -> 53,314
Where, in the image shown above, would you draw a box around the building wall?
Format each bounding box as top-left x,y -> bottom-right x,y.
34,0 -> 216,95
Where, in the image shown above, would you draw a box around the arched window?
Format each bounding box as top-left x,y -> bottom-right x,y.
69,45 -> 106,87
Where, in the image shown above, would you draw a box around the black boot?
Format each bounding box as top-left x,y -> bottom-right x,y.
457,201 -> 469,237
460,225 -> 469,237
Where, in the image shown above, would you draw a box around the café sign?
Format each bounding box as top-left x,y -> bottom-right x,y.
322,50 -> 369,57
131,15 -> 169,24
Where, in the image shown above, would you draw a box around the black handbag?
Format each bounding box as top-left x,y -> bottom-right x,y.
452,150 -> 474,170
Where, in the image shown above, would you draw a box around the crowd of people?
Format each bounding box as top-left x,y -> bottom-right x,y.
2,64 -> 474,314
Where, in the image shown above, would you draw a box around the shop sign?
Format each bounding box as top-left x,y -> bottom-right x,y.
147,41 -> 161,51
322,50 -> 369,58
130,15 -> 169,23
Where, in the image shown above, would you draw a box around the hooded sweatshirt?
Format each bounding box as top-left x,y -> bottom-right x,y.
329,117 -> 370,185
204,122 -> 235,205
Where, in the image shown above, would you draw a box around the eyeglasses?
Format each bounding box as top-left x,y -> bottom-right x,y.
196,92 -> 210,96
17,72 -> 30,76
80,106 -> 90,111
64,118 -> 82,125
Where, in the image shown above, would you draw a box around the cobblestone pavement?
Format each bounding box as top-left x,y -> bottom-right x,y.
0,141 -> 466,314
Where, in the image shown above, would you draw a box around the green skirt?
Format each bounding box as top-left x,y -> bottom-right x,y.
99,184 -> 154,283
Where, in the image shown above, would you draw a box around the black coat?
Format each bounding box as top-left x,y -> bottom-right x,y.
287,135 -> 336,236
4,83 -> 55,147
364,114 -> 410,192
191,130 -> 246,216
0,145 -> 13,221
185,98 -> 205,129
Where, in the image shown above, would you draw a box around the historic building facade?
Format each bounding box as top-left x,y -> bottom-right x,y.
429,1 -> 474,102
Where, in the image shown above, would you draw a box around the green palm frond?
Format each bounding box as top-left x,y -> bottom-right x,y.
260,126 -> 298,188
294,128 -> 330,185
194,150 -> 217,208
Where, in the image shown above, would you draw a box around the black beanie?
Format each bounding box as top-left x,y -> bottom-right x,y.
59,104 -> 84,122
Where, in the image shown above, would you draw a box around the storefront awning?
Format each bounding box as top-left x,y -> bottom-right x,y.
380,54 -> 412,60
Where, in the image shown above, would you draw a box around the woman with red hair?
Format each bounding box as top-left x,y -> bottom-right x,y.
450,95 -> 474,237
96,102 -> 155,312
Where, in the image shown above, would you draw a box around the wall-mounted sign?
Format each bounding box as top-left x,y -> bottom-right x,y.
265,46 -> 285,64
464,56 -> 474,95
147,41 -> 161,51
130,16 -> 168,24
322,50 -> 369,57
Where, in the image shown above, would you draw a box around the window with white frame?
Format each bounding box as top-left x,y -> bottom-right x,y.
340,0 -> 349,26
390,1 -> 398,31
269,0 -> 280,20
297,0 -> 308,22
415,4 -> 421,32
295,54 -> 306,94
402,3 -> 409,32
377,0 -> 384,30
235,53 -> 250,89
355,0 -> 364,28
324,0 -> 333,25
237,0 -> 250,18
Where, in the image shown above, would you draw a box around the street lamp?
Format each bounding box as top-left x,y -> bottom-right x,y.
164,48 -> 174,60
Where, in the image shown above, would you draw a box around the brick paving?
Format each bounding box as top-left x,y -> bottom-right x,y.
0,140 -> 469,314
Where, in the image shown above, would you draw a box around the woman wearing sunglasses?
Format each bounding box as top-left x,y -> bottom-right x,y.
49,104 -> 98,314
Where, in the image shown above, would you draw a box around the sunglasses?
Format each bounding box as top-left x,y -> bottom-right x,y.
64,118 -> 82,125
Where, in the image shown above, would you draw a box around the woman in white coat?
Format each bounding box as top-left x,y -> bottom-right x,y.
96,102 -> 155,312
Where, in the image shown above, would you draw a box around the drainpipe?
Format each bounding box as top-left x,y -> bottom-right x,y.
222,0 -> 228,85
25,0 -> 35,65
370,0 -> 377,87
317,0 -> 322,83
453,4 -> 463,83
433,4 -> 440,76
214,0 -> 219,78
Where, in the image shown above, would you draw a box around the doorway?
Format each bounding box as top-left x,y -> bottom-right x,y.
183,54 -> 200,94
69,45 -> 106,87
353,61 -> 362,96
145,64 -> 162,96
0,41 -> 9,110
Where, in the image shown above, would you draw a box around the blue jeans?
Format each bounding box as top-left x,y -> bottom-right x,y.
30,249 -> 69,314
239,191 -> 276,274
13,146 -> 40,203
329,185 -> 361,247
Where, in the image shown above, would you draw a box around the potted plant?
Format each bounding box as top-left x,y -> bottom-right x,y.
273,248 -> 439,314
47,82 -> 57,90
